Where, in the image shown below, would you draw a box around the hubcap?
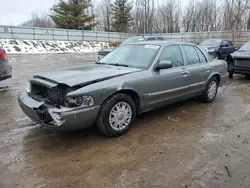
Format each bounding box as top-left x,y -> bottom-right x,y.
109,102 -> 132,131
208,81 -> 217,99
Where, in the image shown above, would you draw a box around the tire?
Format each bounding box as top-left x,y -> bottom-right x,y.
201,77 -> 219,103
229,72 -> 233,79
97,93 -> 137,137
214,53 -> 219,59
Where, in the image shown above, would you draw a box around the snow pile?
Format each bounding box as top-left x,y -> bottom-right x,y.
0,39 -> 109,54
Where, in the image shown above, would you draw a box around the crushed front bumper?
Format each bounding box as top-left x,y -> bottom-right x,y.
18,91 -> 100,131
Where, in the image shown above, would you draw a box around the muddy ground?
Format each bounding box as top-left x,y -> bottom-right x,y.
1,53 -> 250,188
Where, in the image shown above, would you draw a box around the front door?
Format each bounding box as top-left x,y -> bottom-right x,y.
145,45 -> 190,108
181,45 -> 210,95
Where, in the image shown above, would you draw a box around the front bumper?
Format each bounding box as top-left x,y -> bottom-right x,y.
230,65 -> 250,75
18,91 -> 100,131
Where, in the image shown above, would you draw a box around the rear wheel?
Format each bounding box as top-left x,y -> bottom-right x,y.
201,77 -> 218,103
97,93 -> 136,137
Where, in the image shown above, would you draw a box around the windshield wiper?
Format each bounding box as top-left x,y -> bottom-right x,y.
107,63 -> 129,67
96,62 -> 107,65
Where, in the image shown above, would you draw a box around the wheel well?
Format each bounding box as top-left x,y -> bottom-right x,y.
111,90 -> 140,113
213,74 -> 221,85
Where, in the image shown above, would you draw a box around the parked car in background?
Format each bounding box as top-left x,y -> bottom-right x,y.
0,47 -> 12,81
18,41 -> 228,137
97,35 -> 167,60
226,41 -> 250,78
199,39 -> 239,59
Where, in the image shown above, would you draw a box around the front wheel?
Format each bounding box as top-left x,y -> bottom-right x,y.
97,93 -> 137,137
229,72 -> 233,79
201,77 -> 218,103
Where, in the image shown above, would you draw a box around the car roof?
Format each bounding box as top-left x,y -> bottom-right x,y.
123,40 -> 195,46
129,35 -> 167,39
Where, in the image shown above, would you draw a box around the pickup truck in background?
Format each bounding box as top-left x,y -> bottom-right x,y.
226,41 -> 250,78
199,39 -> 240,60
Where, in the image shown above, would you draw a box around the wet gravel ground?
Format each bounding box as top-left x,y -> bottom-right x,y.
1,53 -> 250,188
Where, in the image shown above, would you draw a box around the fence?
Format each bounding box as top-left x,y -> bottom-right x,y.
147,30 -> 250,45
0,25 -> 133,42
1,25 -> 250,45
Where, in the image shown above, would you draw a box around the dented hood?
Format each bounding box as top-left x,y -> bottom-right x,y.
33,64 -> 141,87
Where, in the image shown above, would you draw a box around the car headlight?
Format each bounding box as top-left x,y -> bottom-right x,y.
26,81 -> 31,93
65,95 -> 94,108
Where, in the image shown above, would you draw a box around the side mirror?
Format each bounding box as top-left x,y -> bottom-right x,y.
155,60 -> 172,70
220,44 -> 224,48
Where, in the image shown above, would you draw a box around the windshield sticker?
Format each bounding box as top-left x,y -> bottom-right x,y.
145,45 -> 159,49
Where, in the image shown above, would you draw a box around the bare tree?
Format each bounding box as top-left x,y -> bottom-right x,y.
21,11 -> 55,28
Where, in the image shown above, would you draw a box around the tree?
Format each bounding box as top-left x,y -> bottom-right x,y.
21,12 -> 55,28
248,12 -> 250,29
112,0 -> 133,32
95,0 -> 113,31
50,0 -> 96,30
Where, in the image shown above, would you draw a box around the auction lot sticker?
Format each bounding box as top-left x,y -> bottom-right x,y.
145,45 -> 160,49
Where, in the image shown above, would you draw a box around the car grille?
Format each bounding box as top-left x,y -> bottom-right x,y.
235,60 -> 250,68
30,82 -> 64,105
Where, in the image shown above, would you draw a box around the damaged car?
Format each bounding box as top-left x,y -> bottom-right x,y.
226,41 -> 250,78
19,41 -> 229,137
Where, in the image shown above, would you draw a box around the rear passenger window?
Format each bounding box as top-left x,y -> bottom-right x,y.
157,37 -> 164,40
146,37 -> 156,41
195,47 -> 207,63
182,45 -> 200,65
227,40 -> 233,46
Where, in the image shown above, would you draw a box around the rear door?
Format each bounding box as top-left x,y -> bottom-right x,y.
181,45 -> 210,95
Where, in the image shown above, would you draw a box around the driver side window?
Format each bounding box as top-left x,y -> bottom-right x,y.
159,45 -> 184,67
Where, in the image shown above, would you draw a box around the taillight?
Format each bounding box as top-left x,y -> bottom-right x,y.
0,50 -> 7,61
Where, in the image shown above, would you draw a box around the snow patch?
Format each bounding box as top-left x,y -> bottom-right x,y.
0,39 -> 109,54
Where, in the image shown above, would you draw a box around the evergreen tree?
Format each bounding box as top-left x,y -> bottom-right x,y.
112,0 -> 133,32
50,0 -> 96,30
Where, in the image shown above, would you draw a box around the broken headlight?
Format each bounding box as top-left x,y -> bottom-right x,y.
65,95 -> 94,108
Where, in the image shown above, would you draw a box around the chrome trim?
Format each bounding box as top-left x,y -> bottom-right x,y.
190,81 -> 206,87
145,85 -> 189,97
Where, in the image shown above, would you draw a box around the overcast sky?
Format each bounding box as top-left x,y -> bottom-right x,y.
1,0 -> 185,26
0,0 -> 59,25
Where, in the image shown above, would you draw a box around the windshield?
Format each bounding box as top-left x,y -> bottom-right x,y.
98,44 -> 160,69
200,39 -> 221,46
121,37 -> 145,45
239,42 -> 250,51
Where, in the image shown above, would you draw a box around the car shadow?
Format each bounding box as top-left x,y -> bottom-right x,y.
22,97 -> 202,153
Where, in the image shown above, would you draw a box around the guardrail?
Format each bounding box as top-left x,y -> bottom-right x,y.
0,25 -> 133,42
1,25 -> 249,45
146,30 -> 250,45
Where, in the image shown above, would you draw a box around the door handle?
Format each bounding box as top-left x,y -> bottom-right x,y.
182,71 -> 189,76
206,67 -> 210,72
